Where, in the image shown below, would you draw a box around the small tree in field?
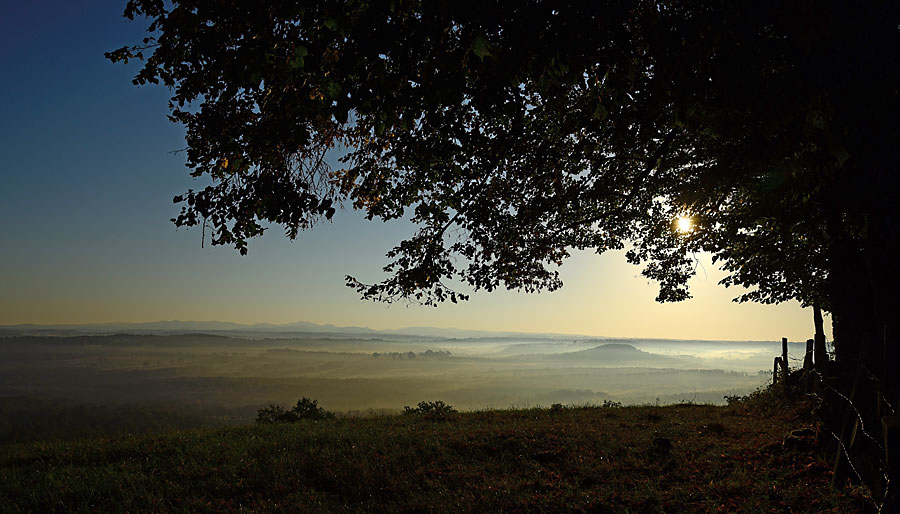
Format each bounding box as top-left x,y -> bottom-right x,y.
403,400 -> 457,421
256,398 -> 335,424
290,397 -> 335,421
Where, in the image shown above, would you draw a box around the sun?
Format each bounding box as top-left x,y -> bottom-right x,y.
676,215 -> 694,233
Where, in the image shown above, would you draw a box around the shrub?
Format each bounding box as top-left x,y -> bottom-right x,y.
602,399 -> 622,408
256,403 -> 291,424
290,397 -> 336,421
402,400 -> 457,420
256,397 -> 335,424
723,394 -> 746,406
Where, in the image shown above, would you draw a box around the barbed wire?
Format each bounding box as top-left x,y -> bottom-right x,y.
822,422 -> 886,509
806,367 -> 885,453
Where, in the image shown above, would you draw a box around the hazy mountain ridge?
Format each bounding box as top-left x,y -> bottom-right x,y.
0,320 -> 598,341
0,320 -> 800,345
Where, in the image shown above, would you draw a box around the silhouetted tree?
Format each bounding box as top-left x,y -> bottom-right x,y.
109,1 -> 900,409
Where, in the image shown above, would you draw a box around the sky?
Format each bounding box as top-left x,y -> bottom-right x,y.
0,2 -> 829,341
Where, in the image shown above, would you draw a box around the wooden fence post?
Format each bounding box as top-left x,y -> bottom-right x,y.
774,357 -> 781,386
803,339 -> 814,392
781,337 -> 789,384
804,339 -> 814,370
814,303 -> 828,370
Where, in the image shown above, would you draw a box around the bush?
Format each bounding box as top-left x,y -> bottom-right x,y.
723,385 -> 797,415
402,400 -> 457,420
290,397 -> 335,421
723,394 -> 746,406
256,403 -> 291,424
256,397 -> 335,424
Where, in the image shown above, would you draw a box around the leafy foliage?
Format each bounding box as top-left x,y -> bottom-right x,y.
108,1 -> 900,318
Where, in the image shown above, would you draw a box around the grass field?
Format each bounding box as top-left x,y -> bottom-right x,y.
0,391 -> 870,513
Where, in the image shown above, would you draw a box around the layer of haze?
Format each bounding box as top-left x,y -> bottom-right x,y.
0,331 -> 795,442
0,2 -> 829,341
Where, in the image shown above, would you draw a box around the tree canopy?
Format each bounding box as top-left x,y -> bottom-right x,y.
108,0 -> 900,350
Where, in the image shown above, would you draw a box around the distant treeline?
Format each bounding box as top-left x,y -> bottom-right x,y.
372,350 -> 452,359
0,334 -> 252,347
0,334 -> 409,348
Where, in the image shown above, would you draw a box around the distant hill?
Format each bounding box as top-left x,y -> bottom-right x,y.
517,343 -> 699,368
574,343 -> 644,354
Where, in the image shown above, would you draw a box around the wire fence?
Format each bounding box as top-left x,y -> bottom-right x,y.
776,336 -> 898,512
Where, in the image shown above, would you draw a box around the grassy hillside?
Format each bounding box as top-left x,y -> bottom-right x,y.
0,392 -> 869,513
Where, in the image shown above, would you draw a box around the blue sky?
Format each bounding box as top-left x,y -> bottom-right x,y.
0,2 -> 827,340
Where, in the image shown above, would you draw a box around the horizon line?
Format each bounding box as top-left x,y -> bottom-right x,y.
0,319 -> 808,343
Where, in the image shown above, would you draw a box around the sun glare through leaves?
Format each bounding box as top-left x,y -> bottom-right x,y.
676,215 -> 694,234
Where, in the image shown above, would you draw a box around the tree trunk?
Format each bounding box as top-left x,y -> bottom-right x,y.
865,244 -> 900,416
827,235 -> 874,368
824,209 -> 900,500
822,135 -> 900,406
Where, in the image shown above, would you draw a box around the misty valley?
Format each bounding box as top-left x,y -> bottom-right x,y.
0,329 -> 808,443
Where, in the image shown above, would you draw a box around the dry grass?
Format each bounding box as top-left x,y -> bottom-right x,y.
0,390 -> 870,512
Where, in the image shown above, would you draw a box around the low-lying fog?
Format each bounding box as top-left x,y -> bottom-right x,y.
0,328 -> 820,441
